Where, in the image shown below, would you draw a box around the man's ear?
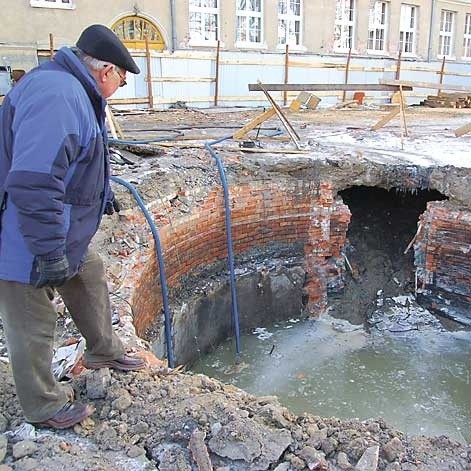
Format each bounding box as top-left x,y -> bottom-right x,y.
98,64 -> 114,84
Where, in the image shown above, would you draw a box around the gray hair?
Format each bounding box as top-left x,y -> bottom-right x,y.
74,47 -> 123,74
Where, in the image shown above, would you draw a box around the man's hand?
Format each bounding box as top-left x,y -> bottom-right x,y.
104,197 -> 121,216
35,255 -> 69,288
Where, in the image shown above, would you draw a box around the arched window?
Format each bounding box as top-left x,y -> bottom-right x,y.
112,16 -> 165,50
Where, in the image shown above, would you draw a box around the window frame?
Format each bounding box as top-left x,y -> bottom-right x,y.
463,13 -> 471,59
334,0 -> 356,52
30,0 -> 75,9
367,1 -> 388,54
438,9 -> 455,59
399,4 -> 417,56
277,0 -> 303,49
236,0 -> 264,48
189,0 -> 220,46
111,16 -> 165,51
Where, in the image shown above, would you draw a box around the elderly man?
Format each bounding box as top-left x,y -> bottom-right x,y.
0,25 -> 145,429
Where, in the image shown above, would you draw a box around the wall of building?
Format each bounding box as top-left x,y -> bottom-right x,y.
3,1 -> 471,65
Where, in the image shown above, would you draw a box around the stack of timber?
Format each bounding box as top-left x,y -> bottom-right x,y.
421,92 -> 471,109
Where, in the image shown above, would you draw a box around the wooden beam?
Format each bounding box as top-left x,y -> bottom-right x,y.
380,79 -> 471,92
454,122 -> 471,137
108,97 -> 150,105
395,51 -> 402,80
145,35 -> 154,109
49,33 -> 54,60
214,40 -> 220,106
151,77 -> 216,82
257,80 -> 301,149
370,106 -> 400,131
249,84 -> 413,91
105,106 -> 118,139
438,56 -> 446,96
284,44 -> 289,106
233,108 -> 276,139
342,47 -> 352,102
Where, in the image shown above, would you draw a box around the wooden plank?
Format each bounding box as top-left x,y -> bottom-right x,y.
249,84 -> 412,91
395,51 -> 402,80
154,142 -> 309,153
145,35 -> 154,109
438,56 -> 446,96
233,108 -> 277,139
342,47 -> 352,102
49,33 -> 54,59
454,122 -> 471,137
151,77 -> 215,82
214,40 -> 220,106
370,107 -> 400,131
284,44 -> 289,106
380,79 -> 471,92
108,97 -> 150,105
105,106 -> 118,139
257,80 -> 301,149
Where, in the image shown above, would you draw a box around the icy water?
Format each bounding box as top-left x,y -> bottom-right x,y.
191,314 -> 471,444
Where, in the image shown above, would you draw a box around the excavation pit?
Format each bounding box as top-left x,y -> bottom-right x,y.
2,108 -> 470,469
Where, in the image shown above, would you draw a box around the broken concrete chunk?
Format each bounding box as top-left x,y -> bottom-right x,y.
12,440 -> 37,460
273,463 -> 291,471
151,444 -> 191,471
0,415 -> 7,434
382,437 -> 404,462
208,418 -> 291,470
0,435 -> 7,463
355,445 -> 379,471
337,451 -> 353,470
126,445 -> 145,458
298,445 -> 328,470
111,390 -> 132,411
86,368 -> 111,399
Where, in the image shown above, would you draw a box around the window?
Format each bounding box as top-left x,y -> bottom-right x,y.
112,16 -> 165,51
439,10 -> 455,57
278,0 -> 302,47
368,1 -> 388,52
464,14 -> 471,58
334,0 -> 355,51
399,4 -> 417,55
236,0 -> 263,45
189,0 -> 219,43
30,0 -> 74,9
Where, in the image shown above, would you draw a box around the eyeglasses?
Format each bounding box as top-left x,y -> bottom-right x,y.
113,66 -> 127,87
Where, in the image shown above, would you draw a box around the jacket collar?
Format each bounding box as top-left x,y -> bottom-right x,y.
52,47 -> 107,127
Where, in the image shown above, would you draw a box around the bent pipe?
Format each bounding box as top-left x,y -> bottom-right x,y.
205,136 -> 241,356
110,176 -> 175,368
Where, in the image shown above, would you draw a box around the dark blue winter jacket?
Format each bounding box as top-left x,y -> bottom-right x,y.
0,47 -> 111,285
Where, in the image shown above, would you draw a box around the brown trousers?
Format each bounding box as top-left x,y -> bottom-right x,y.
0,249 -> 124,422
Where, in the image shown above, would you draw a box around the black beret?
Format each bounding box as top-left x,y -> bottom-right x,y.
77,24 -> 140,74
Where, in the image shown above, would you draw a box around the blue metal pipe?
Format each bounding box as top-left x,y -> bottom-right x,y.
205,136 -> 241,356
110,175 -> 175,368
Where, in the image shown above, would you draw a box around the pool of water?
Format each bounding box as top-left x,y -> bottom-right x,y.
191,314 -> 471,444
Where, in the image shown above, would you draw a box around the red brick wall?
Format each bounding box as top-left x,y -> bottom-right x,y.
131,180 -> 351,334
415,201 -> 471,316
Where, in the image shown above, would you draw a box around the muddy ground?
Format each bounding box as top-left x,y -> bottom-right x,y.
0,107 -> 471,470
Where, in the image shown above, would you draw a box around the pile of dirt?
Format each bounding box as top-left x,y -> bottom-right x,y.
0,359 -> 469,470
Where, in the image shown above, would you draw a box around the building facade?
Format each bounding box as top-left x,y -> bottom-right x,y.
2,1 -> 471,106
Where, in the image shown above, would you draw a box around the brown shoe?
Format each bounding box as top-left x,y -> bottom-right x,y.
82,354 -> 145,372
33,402 -> 94,429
